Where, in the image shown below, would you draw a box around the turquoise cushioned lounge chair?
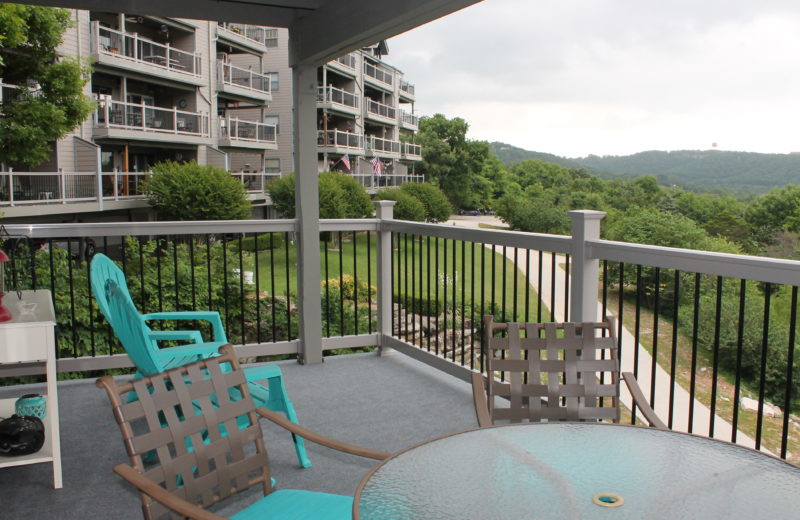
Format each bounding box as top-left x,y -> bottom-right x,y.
90,253 -> 311,468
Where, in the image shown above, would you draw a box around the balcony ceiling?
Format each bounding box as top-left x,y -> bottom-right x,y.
14,0 -> 482,65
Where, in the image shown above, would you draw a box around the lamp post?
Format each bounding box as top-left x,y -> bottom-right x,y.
0,248 -> 11,322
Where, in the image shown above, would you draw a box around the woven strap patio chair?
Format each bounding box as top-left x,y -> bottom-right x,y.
90,253 -> 311,468
472,315 -> 666,429
97,344 -> 390,520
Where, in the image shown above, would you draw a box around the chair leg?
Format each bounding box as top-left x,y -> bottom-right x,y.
267,376 -> 312,468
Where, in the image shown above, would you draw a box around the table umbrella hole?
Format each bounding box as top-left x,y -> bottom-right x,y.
592,493 -> 624,508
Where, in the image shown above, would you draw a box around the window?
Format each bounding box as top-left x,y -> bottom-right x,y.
264,115 -> 280,135
264,158 -> 280,174
264,71 -> 279,91
264,28 -> 278,48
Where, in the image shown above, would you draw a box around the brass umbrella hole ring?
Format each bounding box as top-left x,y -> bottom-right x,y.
592,493 -> 624,508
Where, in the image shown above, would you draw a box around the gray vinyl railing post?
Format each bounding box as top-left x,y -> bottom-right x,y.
569,210 -> 605,323
375,200 -> 396,355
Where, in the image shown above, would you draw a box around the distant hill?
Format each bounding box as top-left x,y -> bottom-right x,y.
489,142 -> 800,194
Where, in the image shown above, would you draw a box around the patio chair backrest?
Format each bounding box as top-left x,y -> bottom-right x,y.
96,345 -> 272,520
90,253 -> 135,329
104,280 -> 163,375
483,316 -> 620,423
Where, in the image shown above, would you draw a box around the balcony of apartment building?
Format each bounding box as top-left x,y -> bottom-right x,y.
219,117 -> 278,150
399,109 -> 419,131
93,97 -> 210,145
401,142 -> 423,161
216,22 -> 272,52
399,79 -> 416,102
91,21 -> 204,87
363,61 -> 394,90
217,61 -> 272,103
317,128 -> 365,155
366,134 -> 402,159
327,52 -> 359,77
317,86 -> 359,116
365,98 -> 398,126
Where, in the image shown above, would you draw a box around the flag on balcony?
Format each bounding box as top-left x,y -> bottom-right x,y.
341,154 -> 351,172
371,156 -> 383,175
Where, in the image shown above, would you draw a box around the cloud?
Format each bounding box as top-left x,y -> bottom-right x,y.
389,0 -> 800,156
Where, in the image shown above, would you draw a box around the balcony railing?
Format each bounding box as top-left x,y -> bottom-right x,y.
218,61 -> 271,95
402,142 -> 422,158
400,110 -> 419,127
317,86 -> 359,110
366,98 -> 396,120
399,80 -> 415,96
217,22 -> 271,47
95,99 -> 210,137
364,62 -> 393,86
350,173 -> 425,190
318,129 -> 364,150
94,23 -> 201,76
367,136 -> 401,154
0,171 -> 277,207
220,118 -> 277,144
335,53 -> 357,70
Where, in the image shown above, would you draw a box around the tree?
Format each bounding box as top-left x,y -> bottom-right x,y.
144,161 -> 250,220
375,188 -> 426,221
400,182 -> 452,222
415,114 -> 491,209
0,4 -> 94,167
266,171 -> 373,219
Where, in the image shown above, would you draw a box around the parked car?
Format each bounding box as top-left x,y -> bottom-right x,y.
462,209 -> 481,216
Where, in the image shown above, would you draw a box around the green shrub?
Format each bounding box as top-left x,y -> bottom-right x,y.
238,233 -> 286,252
376,188 -> 426,221
400,182 -> 452,222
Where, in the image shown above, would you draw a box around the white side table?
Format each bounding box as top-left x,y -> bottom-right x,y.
0,289 -> 62,489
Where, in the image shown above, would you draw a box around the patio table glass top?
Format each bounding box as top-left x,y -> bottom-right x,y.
355,423 -> 800,520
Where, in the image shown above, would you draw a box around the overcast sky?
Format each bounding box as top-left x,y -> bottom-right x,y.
388,0 -> 800,158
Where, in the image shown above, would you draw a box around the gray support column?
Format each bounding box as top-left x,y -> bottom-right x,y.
375,200 -> 396,355
293,63 -> 323,364
569,210 -> 605,323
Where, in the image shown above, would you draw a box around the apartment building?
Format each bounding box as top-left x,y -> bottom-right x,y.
0,11 -> 422,222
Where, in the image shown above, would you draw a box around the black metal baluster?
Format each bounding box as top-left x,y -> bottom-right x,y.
139,239 -> 146,312
173,237 -> 180,311
47,241 -> 59,354
238,235 -> 246,344
564,255 -> 570,321
156,239 -> 164,313
633,266 -> 643,423
480,243 -> 486,372
617,263 -> 625,366
650,268 -> 660,407
452,239 -> 457,362
222,236 -> 230,334
668,271 -> 681,430
461,240 -> 466,365
501,246 -> 507,324
411,233 -> 416,343
324,234 -> 331,337
205,235 -> 212,312
284,232 -> 291,341
67,242 -> 77,357
189,239 -> 197,311
391,233 -> 396,337
688,273 -> 701,433
525,249 -> 530,322
537,251 -> 543,322
709,275 -> 723,437
367,231 -> 372,335
87,252 -> 95,358
512,248 -> 518,323
471,241 -> 476,369
254,235 -> 261,343
732,279 -> 746,442
549,252 -> 556,321
443,238 -> 448,355
354,231 -> 359,335
755,283 -> 772,450
780,286 -> 798,459
435,236 -> 440,355
427,235 -> 432,352
270,233 -> 277,341
420,234 -> 425,347
403,233 -> 409,342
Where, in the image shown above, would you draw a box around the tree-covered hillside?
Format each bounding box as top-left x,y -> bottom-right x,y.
489,142 -> 800,194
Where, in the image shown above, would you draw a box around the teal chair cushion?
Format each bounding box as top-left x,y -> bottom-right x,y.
231,489 -> 353,520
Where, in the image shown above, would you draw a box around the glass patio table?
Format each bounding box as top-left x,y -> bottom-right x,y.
354,423 -> 800,519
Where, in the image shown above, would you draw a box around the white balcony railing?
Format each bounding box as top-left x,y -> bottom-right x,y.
318,129 -> 364,150
220,118 -> 277,144
317,86 -> 359,110
399,80 -> 415,96
335,53 -> 357,70
0,170 -> 278,207
399,110 -> 419,127
367,135 -> 401,154
402,142 -> 422,158
95,99 -> 210,137
94,23 -> 201,76
364,62 -> 393,86
366,98 -> 397,120
218,61 -> 271,95
217,22 -> 271,47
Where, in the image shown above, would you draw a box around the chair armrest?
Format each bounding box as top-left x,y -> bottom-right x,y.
471,372 -> 492,428
621,372 -> 668,430
147,330 -> 204,343
113,464 -> 226,520
151,341 -> 224,359
255,406 -> 391,461
243,363 -> 283,382
142,311 -> 228,343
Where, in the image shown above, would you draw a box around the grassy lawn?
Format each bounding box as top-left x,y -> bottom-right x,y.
248,232 -> 542,320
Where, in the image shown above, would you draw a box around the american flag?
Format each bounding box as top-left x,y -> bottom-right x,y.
371,156 -> 383,175
340,153 -> 351,172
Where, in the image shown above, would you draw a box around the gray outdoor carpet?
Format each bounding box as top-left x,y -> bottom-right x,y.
0,349 -> 478,519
